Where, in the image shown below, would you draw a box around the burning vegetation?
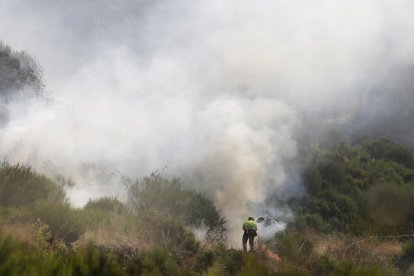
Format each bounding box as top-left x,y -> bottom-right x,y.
2,0 -> 414,273
1,133 -> 414,274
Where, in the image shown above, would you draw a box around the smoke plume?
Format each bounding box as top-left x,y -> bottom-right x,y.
1,0 -> 414,246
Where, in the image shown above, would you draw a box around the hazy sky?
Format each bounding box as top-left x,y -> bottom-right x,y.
1,0 -> 414,245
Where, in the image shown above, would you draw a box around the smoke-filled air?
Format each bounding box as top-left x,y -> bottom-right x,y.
1,1 -> 414,272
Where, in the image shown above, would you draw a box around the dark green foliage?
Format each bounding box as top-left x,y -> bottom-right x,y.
300,213 -> 332,233
128,173 -> 226,240
282,137 -> 414,274
297,138 -> 414,234
0,233 -> 58,275
68,244 -> 124,276
0,162 -> 65,207
311,256 -> 336,276
0,41 -> 44,97
307,189 -> 357,230
396,241 -> 414,272
363,138 -> 414,168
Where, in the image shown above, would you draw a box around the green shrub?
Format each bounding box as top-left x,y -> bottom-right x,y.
0,233 -> 129,275
214,248 -> 245,275
363,138 -> 414,169
68,244 -> 124,276
139,247 -> 181,275
32,201 -> 85,244
311,256 -> 336,275
138,209 -> 200,263
275,231 -> 313,262
78,207 -> 112,230
31,219 -> 52,253
303,214 -> 332,233
0,206 -> 32,223
82,197 -> 130,229
84,197 -> 127,215
297,138 -> 414,234
0,162 -> 65,207
365,182 -> 410,227
396,241 -> 414,272
0,41 -> 44,96
0,232 -> 63,275
194,249 -> 215,273
0,232 -> 128,275
128,173 -> 226,238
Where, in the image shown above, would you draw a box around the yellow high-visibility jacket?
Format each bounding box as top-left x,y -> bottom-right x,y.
242,220 -> 257,231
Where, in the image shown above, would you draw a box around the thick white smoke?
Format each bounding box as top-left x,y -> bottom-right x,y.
1,0 -> 414,246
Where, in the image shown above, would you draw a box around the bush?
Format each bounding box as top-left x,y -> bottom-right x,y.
0,41 -> 44,97
396,241 -> 414,272
365,182 -> 410,227
68,244 -> 124,276
0,233 -> 125,275
363,139 -> 414,169
0,232 -> 67,275
84,197 -> 127,215
297,138 -> 414,234
303,214 -> 332,233
128,173 -> 226,238
138,247 -> 181,275
275,231 -> 313,263
138,209 -> 200,263
32,201 -> 85,244
0,162 -> 65,207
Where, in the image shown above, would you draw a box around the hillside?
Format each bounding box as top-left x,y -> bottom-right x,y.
2,41 -> 414,275
0,163 -> 271,275
273,138 -> 414,275
1,138 -> 414,275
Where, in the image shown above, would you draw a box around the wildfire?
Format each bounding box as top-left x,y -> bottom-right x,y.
259,243 -> 281,263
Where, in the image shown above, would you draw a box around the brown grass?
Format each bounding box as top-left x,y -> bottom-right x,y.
1,223 -> 34,242
310,231 -> 403,265
74,226 -> 150,255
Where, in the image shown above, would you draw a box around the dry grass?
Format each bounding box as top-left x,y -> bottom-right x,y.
1,223 -> 34,243
74,226 -> 151,257
310,231 -> 403,265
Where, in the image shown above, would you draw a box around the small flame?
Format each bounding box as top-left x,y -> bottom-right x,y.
259,243 -> 281,263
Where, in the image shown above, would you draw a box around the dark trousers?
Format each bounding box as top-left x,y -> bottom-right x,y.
242,230 -> 257,252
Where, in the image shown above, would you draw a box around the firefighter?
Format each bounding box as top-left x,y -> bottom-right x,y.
242,216 -> 257,252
